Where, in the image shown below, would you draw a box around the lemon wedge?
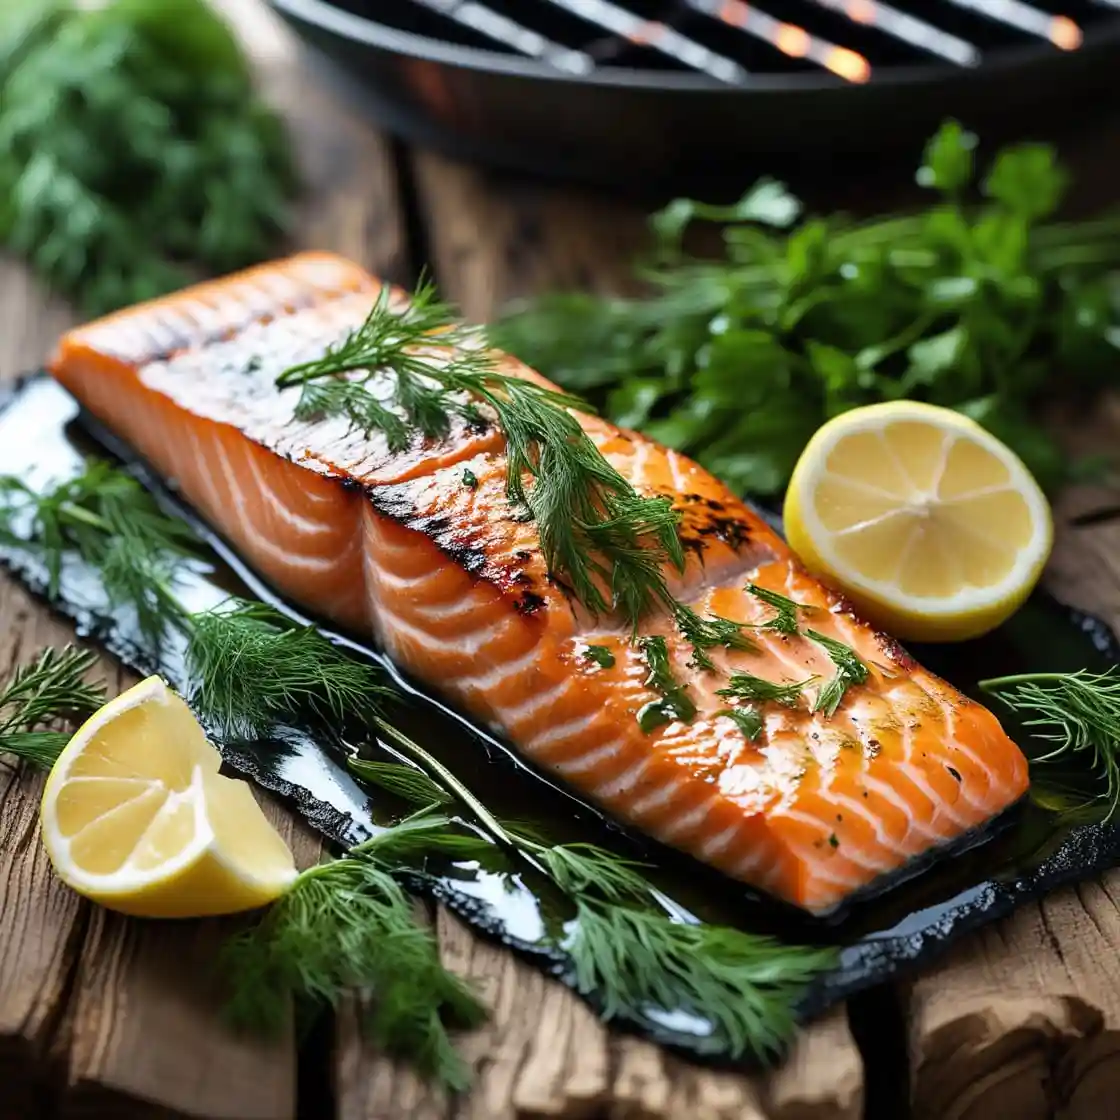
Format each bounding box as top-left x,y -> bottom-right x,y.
783,400 -> 1053,643
40,675 -> 297,918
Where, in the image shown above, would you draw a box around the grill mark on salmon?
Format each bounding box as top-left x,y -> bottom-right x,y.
48,252 -> 1031,915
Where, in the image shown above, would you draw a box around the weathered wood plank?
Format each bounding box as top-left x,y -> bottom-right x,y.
403,148 -> 865,1119
0,588 -> 99,1120
906,396 -> 1120,1119
59,780 -> 320,1120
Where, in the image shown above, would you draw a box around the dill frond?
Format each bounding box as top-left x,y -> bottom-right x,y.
0,462 -> 195,647
807,630 -> 868,717
717,672 -> 815,708
564,902 -> 836,1061
717,706 -> 764,741
981,668 -> 1120,819
186,601 -> 392,740
637,635 -> 696,731
746,584 -> 805,636
222,819 -> 485,1090
673,604 -> 756,670
275,280 -> 686,632
0,646 -> 107,767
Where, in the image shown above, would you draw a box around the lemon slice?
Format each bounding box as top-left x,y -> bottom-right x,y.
783,400 -> 1053,643
40,676 -> 297,918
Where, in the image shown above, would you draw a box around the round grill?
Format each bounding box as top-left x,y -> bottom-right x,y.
269,0 -> 1120,191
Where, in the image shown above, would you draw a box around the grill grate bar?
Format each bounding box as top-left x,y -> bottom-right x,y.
805,0 -> 981,65
686,0 -> 872,81
409,0 -> 595,71
542,0 -> 749,81
942,0 -> 1082,46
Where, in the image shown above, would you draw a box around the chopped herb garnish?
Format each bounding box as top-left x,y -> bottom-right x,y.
716,672 -> 815,708
828,833 -> 839,849
582,644 -> 616,669
637,635 -> 696,728
746,584 -> 804,636
462,468 -> 479,489
718,706 -> 764,742
673,604 -> 756,670
807,630 -> 869,717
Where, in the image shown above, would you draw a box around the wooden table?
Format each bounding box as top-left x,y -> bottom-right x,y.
2,4 -> 1119,1117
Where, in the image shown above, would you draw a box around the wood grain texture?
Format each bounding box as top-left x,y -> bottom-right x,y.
906,395 -> 1120,1120
0,590 -> 97,1120
404,149 -> 865,1120
59,794 -> 320,1120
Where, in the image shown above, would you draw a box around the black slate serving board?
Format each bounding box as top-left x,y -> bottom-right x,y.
3,374 -> 1119,1067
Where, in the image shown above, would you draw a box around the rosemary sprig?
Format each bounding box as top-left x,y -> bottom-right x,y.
365,721 -> 838,1061
637,635 -> 697,732
746,584 -> 805,636
222,808 -> 486,1091
717,672 -> 816,708
980,669 -> 1120,819
275,280 -> 685,632
0,646 -> 108,767
185,601 -> 392,740
807,630 -> 869,717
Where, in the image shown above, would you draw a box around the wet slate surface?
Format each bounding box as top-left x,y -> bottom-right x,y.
4,375 -> 1120,1069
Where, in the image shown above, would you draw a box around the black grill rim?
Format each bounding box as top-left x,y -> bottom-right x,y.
268,0 -> 1120,91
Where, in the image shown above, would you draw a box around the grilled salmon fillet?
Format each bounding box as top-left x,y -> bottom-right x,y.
48,252 -> 1030,914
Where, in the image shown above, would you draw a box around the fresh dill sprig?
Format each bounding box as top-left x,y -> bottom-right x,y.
0,464 -> 196,647
564,904 -> 835,1060
807,630 -> 869,717
0,646 -> 107,767
637,635 -> 697,732
370,721 -> 838,1061
746,584 -> 805,636
349,756 -> 453,806
717,706 -> 764,742
222,809 -> 486,1091
275,280 -> 689,634
186,601 -> 392,740
717,672 -> 816,708
980,668 -> 1120,819
673,604 -> 756,670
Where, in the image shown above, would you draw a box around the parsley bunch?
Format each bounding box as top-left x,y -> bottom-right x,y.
495,122 -> 1120,495
0,0 -> 296,314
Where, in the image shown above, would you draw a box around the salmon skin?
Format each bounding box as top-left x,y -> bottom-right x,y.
48,252 -> 1030,915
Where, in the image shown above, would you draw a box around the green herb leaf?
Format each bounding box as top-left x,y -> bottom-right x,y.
0,463 -> 196,646
187,601 -> 391,740
276,279 -> 686,631
716,673 -> 815,708
582,644 -> 615,669
746,584 -> 805,636
565,902 -> 836,1061
718,706 -> 764,741
673,604 -> 756,670
0,645 -> 107,767
980,669 -> 1120,819
637,635 -> 696,727
0,0 -> 295,313
807,630 -> 869,717
222,817 -> 486,1091
495,121 -> 1120,498
349,757 -> 453,807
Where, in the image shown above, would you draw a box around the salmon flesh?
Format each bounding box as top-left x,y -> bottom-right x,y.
48,253 -> 1030,915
